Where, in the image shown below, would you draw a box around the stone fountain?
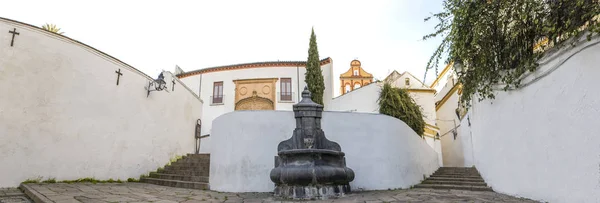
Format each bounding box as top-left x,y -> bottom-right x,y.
270,87 -> 355,200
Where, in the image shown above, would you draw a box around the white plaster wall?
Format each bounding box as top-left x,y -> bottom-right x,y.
209,111 -> 439,192
327,81 -> 442,163
407,91 -> 437,126
0,18 -> 202,187
327,83 -> 381,113
436,88 -> 475,167
391,73 -> 430,89
464,36 -> 600,202
327,82 -> 438,125
183,63 -> 334,153
179,76 -> 200,101
433,73 -> 457,103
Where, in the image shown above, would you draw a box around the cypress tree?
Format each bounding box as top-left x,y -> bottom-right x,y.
305,28 -> 325,105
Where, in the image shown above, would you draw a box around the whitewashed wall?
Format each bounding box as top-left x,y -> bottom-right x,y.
463,35 -> 600,202
435,82 -> 476,167
327,79 -> 442,164
327,83 -> 381,113
438,107 -> 475,167
0,18 -> 202,187
209,111 -> 440,192
407,91 -> 437,127
328,80 -> 438,125
181,62 -> 334,153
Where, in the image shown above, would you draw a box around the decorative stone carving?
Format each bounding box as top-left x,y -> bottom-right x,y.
234,93 -> 274,110
270,87 -> 355,200
233,78 -> 277,110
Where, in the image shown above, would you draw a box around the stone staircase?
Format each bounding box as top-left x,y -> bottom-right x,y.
141,153 -> 210,190
415,167 -> 492,191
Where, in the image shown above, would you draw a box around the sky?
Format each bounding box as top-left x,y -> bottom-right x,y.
1,0 -> 446,94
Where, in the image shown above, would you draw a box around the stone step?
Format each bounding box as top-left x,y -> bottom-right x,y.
427,177 -> 485,182
149,172 -> 209,182
437,167 -> 477,170
436,168 -> 478,172
432,173 -> 481,177
164,165 -> 209,172
436,168 -> 477,171
169,161 -> 210,167
186,153 -> 210,158
423,180 -> 487,186
430,175 -> 482,179
434,170 -> 479,173
158,169 -> 209,176
415,184 -> 492,191
176,158 -> 210,163
141,177 -> 209,190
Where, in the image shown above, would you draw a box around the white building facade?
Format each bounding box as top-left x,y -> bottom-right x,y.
176,59 -> 335,152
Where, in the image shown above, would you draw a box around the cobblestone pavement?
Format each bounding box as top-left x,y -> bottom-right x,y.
0,188 -> 32,203
21,183 -> 539,203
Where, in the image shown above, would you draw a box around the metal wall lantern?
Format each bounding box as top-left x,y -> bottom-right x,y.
146,73 -> 169,97
453,59 -> 465,76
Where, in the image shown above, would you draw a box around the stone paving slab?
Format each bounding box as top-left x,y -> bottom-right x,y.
0,188 -> 33,203
20,183 -> 539,203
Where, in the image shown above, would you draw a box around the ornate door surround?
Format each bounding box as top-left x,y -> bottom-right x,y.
233,78 -> 278,110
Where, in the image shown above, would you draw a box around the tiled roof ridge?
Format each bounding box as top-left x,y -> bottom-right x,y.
176,57 -> 332,78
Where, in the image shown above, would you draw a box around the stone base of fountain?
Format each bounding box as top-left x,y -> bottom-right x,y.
270,149 -> 354,200
274,184 -> 351,200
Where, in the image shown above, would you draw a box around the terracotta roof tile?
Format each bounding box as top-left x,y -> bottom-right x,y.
176,57 -> 332,78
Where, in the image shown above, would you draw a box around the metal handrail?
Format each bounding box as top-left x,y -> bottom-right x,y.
195,134 -> 210,154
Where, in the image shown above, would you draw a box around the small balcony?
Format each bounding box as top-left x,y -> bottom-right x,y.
210,95 -> 224,105
277,92 -> 295,103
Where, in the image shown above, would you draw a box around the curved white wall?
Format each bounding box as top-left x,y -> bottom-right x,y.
327,81 -> 443,166
327,83 -> 381,113
209,111 -> 439,192
463,36 -> 600,202
0,18 -> 202,187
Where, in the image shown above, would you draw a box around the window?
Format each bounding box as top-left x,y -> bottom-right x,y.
345,84 -> 351,93
280,78 -> 292,101
353,69 -> 359,76
405,78 -> 410,86
354,83 -> 361,89
212,82 -> 223,104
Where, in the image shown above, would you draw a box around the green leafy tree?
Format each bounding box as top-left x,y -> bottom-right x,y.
378,83 -> 425,136
305,28 -> 325,105
42,23 -> 64,35
424,0 -> 599,106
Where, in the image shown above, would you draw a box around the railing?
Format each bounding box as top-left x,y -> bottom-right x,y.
195,134 -> 210,154
194,119 -> 210,154
210,95 -> 224,105
277,92 -> 295,103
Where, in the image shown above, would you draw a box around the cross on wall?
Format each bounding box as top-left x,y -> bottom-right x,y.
8,28 -> 19,47
115,69 -> 123,85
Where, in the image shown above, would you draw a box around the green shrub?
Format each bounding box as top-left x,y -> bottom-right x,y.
21,177 -> 42,184
378,83 -> 425,136
42,178 -> 56,183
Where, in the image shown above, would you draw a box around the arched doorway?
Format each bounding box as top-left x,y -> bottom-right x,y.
235,94 -> 274,110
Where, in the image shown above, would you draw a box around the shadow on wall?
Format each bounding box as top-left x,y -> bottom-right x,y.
208,110 -> 439,192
